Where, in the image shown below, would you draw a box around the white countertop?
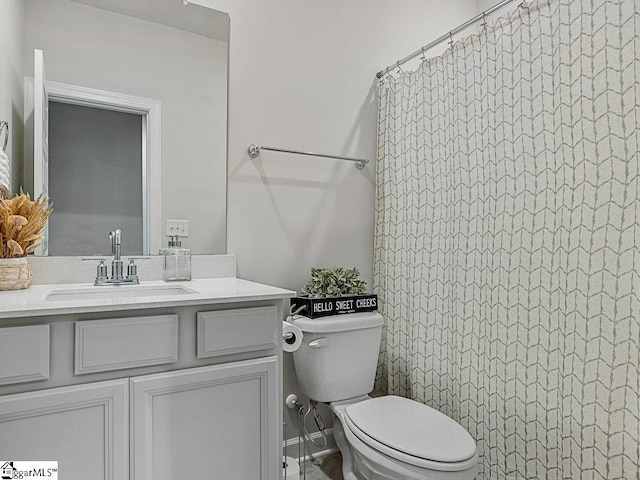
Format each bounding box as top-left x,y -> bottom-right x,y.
0,278 -> 296,319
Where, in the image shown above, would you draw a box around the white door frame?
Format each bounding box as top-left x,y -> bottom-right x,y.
25,79 -> 162,255
32,49 -> 49,256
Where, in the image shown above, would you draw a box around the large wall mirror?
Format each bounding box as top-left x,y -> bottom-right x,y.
13,0 -> 228,256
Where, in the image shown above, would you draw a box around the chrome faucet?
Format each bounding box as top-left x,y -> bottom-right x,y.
109,229 -> 124,281
82,229 -> 148,285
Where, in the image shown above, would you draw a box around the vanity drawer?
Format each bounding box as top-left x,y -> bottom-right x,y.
197,306 -> 278,358
0,325 -> 50,386
75,315 -> 178,375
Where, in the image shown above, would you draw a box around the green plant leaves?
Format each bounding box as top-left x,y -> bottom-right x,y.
302,267 -> 367,298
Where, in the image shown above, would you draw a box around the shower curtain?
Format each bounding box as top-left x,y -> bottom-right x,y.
374,0 -> 639,479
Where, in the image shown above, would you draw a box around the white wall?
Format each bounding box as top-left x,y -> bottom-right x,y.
478,0 -> 523,18
0,0 -> 25,194
199,0 -> 477,290
22,0 -> 227,254
192,0 -> 478,440
477,0 -> 504,12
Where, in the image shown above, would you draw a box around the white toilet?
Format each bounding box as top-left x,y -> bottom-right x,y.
290,312 -> 478,480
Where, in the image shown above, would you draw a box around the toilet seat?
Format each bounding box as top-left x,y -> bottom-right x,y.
344,396 -> 477,471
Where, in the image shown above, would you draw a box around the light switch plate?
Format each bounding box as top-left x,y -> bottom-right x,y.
166,219 -> 189,237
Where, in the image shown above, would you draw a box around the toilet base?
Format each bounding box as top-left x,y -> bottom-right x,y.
329,399 -> 479,480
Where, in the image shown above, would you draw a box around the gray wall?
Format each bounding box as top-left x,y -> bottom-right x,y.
48,102 -> 143,256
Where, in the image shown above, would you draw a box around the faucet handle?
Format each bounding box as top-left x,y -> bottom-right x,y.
82,258 -> 108,285
126,256 -> 150,282
127,258 -> 139,282
82,257 -> 106,267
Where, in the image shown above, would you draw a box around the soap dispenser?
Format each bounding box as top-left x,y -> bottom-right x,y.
159,235 -> 191,281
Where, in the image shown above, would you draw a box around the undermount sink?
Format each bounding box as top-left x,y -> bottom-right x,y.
43,284 -> 198,302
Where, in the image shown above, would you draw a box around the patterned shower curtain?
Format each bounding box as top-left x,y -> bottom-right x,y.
374,0 -> 639,479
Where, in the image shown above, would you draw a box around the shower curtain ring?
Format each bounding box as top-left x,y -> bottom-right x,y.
481,12 -> 488,29
420,47 -> 427,62
519,1 -> 530,12
448,31 -> 455,47
395,61 -> 404,74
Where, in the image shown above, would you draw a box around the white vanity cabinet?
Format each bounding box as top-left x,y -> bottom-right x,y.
0,283 -> 293,480
0,379 -> 129,480
130,357 -> 278,480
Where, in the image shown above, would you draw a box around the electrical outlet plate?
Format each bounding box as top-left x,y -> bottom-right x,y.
166,219 -> 189,237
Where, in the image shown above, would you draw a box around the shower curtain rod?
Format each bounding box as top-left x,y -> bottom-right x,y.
247,144 -> 369,170
376,0 -> 522,79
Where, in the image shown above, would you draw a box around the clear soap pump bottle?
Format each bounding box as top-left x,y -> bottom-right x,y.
159,235 -> 191,281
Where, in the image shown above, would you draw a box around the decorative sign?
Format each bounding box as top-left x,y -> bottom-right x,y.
291,294 -> 378,319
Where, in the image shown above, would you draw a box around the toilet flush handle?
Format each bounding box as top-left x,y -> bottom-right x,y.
308,338 -> 328,348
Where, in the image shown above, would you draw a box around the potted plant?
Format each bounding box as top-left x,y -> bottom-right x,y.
0,189 -> 52,290
292,267 -> 377,318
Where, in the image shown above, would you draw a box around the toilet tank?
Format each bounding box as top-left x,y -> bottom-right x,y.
290,312 -> 384,402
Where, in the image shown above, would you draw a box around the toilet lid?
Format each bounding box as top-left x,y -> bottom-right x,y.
345,396 -> 477,463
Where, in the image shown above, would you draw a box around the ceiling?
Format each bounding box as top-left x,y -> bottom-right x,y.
70,0 -> 229,42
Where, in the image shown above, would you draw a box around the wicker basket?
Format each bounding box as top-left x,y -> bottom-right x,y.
0,257 -> 32,290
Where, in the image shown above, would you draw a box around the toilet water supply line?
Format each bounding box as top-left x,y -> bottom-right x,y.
289,396 -> 328,480
300,401 -> 328,450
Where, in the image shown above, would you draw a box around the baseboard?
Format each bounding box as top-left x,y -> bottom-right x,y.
283,428 -> 338,462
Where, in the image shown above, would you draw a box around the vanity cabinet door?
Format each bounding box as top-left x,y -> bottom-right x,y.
0,379 -> 128,480
130,356 -> 279,480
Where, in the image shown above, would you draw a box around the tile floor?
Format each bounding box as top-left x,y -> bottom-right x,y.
299,453 -> 344,480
